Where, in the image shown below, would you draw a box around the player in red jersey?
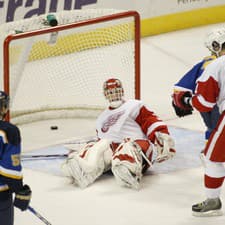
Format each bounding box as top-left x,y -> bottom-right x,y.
174,27 -> 225,217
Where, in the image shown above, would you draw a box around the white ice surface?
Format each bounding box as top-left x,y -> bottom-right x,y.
15,22 -> 225,225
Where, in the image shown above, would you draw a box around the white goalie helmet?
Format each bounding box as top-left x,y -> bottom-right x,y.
204,27 -> 225,56
103,78 -> 124,108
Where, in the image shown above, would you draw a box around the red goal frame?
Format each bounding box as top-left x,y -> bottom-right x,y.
3,10 -> 141,122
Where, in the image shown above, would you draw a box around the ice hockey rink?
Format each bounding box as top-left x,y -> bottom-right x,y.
15,21 -> 225,225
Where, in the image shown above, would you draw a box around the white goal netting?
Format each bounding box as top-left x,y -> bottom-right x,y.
0,9 -> 140,125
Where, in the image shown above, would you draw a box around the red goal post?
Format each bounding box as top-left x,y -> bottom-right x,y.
2,9 -> 140,124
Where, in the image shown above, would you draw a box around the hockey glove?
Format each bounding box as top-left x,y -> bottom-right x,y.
154,132 -> 176,163
172,101 -> 193,117
172,91 -> 193,114
14,184 -> 32,211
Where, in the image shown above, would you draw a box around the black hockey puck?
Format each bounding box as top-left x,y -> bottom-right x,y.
50,126 -> 58,130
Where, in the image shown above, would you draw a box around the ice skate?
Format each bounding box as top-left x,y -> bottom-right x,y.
192,198 -> 223,217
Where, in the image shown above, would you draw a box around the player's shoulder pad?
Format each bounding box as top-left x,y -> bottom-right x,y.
126,99 -> 144,107
128,99 -> 143,104
0,121 -> 21,145
203,55 -> 217,62
202,55 -> 217,70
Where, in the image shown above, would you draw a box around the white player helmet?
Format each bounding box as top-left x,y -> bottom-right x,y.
205,27 -> 225,56
103,78 -> 124,108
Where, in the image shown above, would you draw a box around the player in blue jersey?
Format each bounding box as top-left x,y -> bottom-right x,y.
0,91 -> 31,225
172,28 -> 225,141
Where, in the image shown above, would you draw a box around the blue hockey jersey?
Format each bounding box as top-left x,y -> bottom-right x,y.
174,55 -> 217,92
0,120 -> 23,198
173,55 -> 219,140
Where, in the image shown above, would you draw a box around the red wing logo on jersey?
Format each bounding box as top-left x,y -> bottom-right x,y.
101,110 -> 125,133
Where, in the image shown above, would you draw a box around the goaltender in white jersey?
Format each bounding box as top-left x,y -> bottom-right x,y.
62,78 -> 176,189
97,99 -> 166,143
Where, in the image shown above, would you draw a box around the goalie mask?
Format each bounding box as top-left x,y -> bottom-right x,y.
205,27 -> 225,56
103,78 -> 124,108
0,91 -> 9,120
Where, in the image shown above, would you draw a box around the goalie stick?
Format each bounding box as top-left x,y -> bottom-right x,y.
61,136 -> 98,145
21,136 -> 97,160
21,149 -> 77,160
54,136 -> 97,146
28,206 -> 52,225
21,153 -> 69,160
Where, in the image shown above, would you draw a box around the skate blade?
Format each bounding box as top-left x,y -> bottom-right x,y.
192,209 -> 223,217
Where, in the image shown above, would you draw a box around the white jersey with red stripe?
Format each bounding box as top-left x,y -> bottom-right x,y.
192,55 -> 225,113
192,55 -> 225,162
96,99 -> 168,143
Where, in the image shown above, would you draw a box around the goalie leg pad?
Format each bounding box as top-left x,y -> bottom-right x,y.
111,139 -> 143,190
61,154 -> 104,188
61,139 -> 112,188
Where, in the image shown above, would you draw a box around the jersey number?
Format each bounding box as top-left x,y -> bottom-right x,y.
11,154 -> 20,166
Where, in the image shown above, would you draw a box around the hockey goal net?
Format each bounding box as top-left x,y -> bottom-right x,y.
1,9 -> 140,125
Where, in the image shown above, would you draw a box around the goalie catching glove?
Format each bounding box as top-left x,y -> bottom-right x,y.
172,91 -> 193,117
154,132 -> 176,163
